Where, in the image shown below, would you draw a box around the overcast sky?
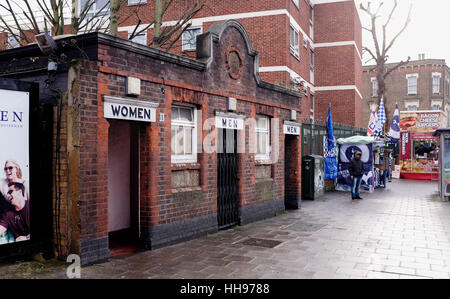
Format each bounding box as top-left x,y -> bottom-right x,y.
355,0 -> 450,66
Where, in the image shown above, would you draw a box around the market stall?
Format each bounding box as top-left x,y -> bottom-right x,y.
399,111 -> 447,179
336,136 -> 375,193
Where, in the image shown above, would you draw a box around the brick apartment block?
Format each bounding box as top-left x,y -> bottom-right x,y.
362,56 -> 450,127
0,0 -> 363,127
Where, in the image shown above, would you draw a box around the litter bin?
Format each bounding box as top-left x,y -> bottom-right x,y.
302,155 -> 325,200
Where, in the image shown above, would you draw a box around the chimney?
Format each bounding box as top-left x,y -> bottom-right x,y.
418,53 -> 425,60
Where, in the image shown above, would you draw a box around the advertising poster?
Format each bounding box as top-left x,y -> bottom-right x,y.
0,89 -> 30,245
336,143 -> 374,193
400,111 -> 442,132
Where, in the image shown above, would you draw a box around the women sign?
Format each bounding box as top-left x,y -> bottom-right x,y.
0,88 -> 30,245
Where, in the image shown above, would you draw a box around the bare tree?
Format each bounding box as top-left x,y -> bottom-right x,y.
360,0 -> 412,130
127,0 -> 208,52
0,0 -> 207,52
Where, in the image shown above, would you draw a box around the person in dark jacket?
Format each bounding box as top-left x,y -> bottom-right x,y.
348,151 -> 364,200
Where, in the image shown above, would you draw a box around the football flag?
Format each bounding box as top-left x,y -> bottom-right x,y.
367,106 -> 377,136
387,104 -> 400,142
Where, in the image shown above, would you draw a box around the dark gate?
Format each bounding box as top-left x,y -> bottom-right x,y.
217,129 -> 239,229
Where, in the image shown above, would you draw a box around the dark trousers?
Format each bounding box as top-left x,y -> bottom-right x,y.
351,176 -> 363,198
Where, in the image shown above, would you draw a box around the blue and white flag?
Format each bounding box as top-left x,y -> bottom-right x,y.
324,106 -> 337,180
374,97 -> 386,137
387,104 -> 400,142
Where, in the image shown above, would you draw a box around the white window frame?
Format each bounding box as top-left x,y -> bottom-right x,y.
303,35 -> 308,48
290,25 -> 300,59
129,32 -> 147,45
79,0 -> 110,19
182,26 -> 202,51
128,0 -> 146,6
406,74 -> 418,95
292,0 -> 299,8
255,115 -> 271,161
371,78 -> 378,97
171,104 -> 198,164
432,72 -> 441,94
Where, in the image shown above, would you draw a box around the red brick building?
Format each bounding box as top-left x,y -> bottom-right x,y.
0,20 -> 306,265
362,57 -> 450,128
1,0 -> 363,127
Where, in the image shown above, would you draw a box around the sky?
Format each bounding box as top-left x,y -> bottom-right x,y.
355,0 -> 450,65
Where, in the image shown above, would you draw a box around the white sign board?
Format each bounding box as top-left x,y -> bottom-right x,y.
283,124 -> 300,135
215,116 -> 244,130
0,88 -> 31,244
392,165 -> 400,179
104,96 -> 158,122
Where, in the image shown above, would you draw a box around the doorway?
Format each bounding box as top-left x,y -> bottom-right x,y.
217,128 -> 239,229
285,134 -> 301,209
107,120 -> 140,256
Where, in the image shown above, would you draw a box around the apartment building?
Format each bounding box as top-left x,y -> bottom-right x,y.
0,0 -> 363,127
362,56 -> 450,127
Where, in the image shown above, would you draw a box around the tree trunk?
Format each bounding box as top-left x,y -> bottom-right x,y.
110,0 -> 120,36
153,0 -> 163,49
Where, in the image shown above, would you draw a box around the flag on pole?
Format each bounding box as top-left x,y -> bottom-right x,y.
387,104 -> 400,142
367,106 -> 377,136
324,105 -> 337,180
374,97 -> 386,137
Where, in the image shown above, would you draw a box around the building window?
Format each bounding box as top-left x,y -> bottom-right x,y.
303,36 -> 308,48
289,25 -> 299,59
372,79 -> 378,97
129,32 -> 147,45
182,27 -> 202,51
407,76 -> 417,95
171,105 -> 197,163
128,0 -> 146,5
432,104 -> 441,111
255,115 -> 270,161
407,105 -> 418,111
7,33 -> 20,48
310,49 -> 314,69
433,76 -> 440,94
80,0 -> 110,19
309,5 -> 314,40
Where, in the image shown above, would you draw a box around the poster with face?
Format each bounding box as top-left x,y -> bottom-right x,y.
0,89 -> 30,245
336,143 -> 374,193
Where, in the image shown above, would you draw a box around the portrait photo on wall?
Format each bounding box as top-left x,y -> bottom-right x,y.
0,89 -> 30,245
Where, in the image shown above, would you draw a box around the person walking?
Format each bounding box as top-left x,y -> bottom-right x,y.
348,151 -> 364,200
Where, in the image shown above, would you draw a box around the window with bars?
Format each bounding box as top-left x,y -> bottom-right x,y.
255,115 -> 270,161
171,105 -> 197,163
290,25 -> 299,59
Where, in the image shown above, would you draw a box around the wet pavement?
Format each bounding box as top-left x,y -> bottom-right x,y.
2,178 -> 450,279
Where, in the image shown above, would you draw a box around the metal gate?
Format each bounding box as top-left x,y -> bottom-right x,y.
217,129 -> 239,229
